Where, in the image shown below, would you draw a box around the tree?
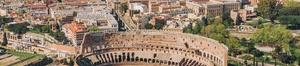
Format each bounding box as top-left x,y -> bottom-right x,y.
279,7 -> 300,16
41,25 -> 51,33
202,17 -> 229,42
248,17 -> 267,28
49,31 -> 67,42
154,19 -> 166,30
192,19 -> 205,34
144,23 -> 153,29
226,37 -> 240,49
279,0 -> 300,16
206,13 -> 215,24
184,28 -> 193,33
119,3 -> 128,15
257,0 -> 281,22
226,37 -> 242,56
222,11 -> 234,28
29,25 -> 51,33
0,16 -> 9,26
251,23 -> 292,47
278,53 -> 296,65
201,17 -> 209,26
6,23 -> 29,34
154,23 -> 163,30
277,16 -> 300,29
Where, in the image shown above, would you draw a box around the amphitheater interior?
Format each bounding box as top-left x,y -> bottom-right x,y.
76,30 -> 228,66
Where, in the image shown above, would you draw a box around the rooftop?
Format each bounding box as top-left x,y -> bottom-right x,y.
65,21 -> 87,33
49,44 -> 77,54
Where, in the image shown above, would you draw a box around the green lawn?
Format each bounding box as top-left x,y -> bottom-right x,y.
5,50 -> 45,66
6,50 -> 36,60
228,60 -> 242,66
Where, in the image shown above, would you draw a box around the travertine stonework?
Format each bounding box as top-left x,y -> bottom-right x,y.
76,30 -> 228,66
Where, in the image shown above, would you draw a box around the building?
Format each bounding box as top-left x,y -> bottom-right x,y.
186,0 -> 240,16
77,30 -> 228,66
223,1 -> 241,12
129,3 -> 148,13
0,8 -> 7,16
62,21 -> 87,46
249,0 -> 259,6
0,30 -> 60,53
48,44 -> 77,58
127,0 -> 185,14
163,14 -> 203,32
230,9 -> 257,25
75,11 -> 119,33
231,9 -> 247,25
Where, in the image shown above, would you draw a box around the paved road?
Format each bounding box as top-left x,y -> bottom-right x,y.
116,12 -> 138,30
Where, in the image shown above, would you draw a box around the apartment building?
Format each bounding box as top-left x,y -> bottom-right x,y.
186,0 -> 240,16
62,21 -> 87,46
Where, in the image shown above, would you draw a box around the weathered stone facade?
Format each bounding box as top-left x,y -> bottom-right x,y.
76,30 -> 228,66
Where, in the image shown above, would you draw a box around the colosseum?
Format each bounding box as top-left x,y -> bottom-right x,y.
76,30 -> 228,66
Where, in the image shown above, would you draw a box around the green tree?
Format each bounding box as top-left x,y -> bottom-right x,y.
119,3 -> 128,15
192,19 -> 205,34
226,37 -> 240,49
280,0 -> 300,15
6,23 -> 28,34
184,28 -> 193,34
0,16 -> 9,26
251,23 -> 292,47
226,37 -> 242,56
222,11 -> 234,28
154,22 -> 164,30
50,31 -> 67,42
29,25 -> 51,33
279,6 -> 300,16
202,17 -> 228,42
144,23 -> 153,29
257,0 -> 281,22
278,16 -> 300,29
278,53 -> 296,65
41,25 -> 51,33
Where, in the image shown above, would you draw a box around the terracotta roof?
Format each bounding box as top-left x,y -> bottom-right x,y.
25,3 -> 47,9
65,21 -> 87,33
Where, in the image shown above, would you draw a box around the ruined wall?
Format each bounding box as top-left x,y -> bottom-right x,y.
78,30 -> 228,66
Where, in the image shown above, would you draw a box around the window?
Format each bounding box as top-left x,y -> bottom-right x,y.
153,53 -> 157,58
184,43 -> 189,48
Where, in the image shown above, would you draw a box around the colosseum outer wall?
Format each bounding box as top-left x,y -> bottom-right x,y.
78,30 -> 228,66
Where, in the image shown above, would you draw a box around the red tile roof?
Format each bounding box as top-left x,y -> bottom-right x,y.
68,21 -> 87,33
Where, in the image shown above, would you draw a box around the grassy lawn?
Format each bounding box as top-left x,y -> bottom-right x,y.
6,50 -> 36,60
4,50 -> 45,66
228,60 -> 242,66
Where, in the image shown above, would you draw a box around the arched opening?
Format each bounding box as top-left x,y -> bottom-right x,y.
127,53 -> 130,61
153,53 -> 157,58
